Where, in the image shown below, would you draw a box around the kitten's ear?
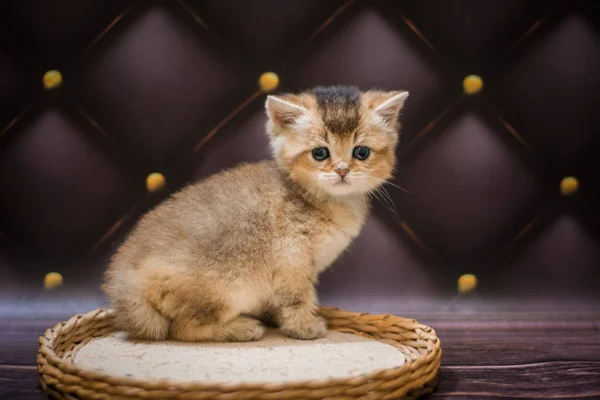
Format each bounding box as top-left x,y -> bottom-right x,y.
373,91 -> 409,123
265,95 -> 307,127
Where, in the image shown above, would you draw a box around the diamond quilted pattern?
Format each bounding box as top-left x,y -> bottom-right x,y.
188,100 -> 271,182
401,0 -> 552,60
76,2 -> 252,166
490,214 -> 600,296
0,41 -> 28,130
187,0 -> 345,68
583,157 -> 600,220
0,247 -> 23,300
0,106 -> 135,257
286,3 -> 445,138
492,13 -> 600,163
0,0 -> 129,63
395,111 -> 543,260
318,216 -> 443,301
0,0 -> 599,301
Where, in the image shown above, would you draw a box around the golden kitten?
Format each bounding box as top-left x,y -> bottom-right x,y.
103,86 -> 408,342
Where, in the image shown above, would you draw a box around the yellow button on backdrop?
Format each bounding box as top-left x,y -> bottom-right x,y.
463,75 -> 483,95
560,176 -> 578,196
44,272 -> 63,290
146,172 -> 166,192
43,70 -> 63,90
259,72 -> 279,92
458,273 -> 477,294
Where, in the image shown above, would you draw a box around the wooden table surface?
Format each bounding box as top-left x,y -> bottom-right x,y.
1,297 -> 600,399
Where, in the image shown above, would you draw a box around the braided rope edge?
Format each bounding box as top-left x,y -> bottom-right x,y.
38,307 -> 441,399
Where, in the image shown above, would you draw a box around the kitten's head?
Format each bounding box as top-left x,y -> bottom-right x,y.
265,85 -> 408,197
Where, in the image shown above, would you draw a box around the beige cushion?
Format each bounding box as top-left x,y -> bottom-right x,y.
74,329 -> 406,384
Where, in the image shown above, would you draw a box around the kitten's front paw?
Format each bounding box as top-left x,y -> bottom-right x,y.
226,317 -> 266,342
281,316 -> 328,340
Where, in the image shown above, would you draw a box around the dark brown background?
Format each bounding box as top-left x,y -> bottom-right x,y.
1,0 -> 600,312
1,1 -> 600,399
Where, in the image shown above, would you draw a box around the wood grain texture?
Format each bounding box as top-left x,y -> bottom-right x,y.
433,362 -> 600,399
437,326 -> 600,366
3,361 -> 600,399
0,366 -> 44,400
0,319 -> 57,366
2,306 -> 600,399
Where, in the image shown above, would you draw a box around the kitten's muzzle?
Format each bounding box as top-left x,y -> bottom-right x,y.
335,167 -> 349,178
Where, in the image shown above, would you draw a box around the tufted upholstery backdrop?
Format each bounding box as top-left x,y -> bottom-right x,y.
1,0 -> 599,308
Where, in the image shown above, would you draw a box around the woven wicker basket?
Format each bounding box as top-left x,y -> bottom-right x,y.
38,307 -> 441,399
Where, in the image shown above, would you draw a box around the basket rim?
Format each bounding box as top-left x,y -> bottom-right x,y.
38,306 -> 442,399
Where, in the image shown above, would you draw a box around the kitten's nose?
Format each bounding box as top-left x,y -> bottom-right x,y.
336,168 -> 349,178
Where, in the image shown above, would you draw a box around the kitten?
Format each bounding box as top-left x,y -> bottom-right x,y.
103,85 -> 408,342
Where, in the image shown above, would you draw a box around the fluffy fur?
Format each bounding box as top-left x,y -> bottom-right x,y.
103,86 -> 408,342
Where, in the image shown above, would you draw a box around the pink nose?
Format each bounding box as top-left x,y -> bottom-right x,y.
336,168 -> 349,178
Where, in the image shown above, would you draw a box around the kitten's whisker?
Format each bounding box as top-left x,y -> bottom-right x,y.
305,182 -> 319,196
392,165 -> 411,172
366,186 -> 396,215
367,188 -> 382,204
358,184 -> 368,210
376,186 -> 398,214
364,175 -> 412,194
379,180 -> 409,192
373,187 -> 398,215
373,191 -> 396,215
375,184 -> 394,201
362,178 -> 398,215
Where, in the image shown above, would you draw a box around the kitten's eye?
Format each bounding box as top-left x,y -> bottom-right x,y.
311,147 -> 330,161
353,146 -> 370,160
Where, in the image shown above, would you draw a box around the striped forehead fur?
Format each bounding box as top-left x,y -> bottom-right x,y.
311,86 -> 361,136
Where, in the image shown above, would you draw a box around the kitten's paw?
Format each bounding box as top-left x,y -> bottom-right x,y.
226,317 -> 266,342
281,316 -> 328,340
